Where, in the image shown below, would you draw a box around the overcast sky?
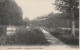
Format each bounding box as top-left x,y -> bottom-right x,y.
15,0 -> 60,20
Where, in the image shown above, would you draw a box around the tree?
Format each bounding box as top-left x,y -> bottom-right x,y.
0,0 -> 23,25
54,0 -> 79,37
23,17 -> 30,26
0,0 -> 23,36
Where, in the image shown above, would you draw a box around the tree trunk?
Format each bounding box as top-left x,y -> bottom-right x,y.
71,19 -> 75,37
71,7 -> 75,37
67,20 -> 69,28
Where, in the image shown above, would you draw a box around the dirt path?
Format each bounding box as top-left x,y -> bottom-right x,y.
40,27 -> 64,45
41,29 -> 79,50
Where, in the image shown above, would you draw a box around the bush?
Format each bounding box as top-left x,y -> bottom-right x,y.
0,35 -> 6,45
5,28 -> 49,45
50,29 -> 79,46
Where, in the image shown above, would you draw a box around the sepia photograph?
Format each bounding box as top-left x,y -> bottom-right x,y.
0,0 -> 79,50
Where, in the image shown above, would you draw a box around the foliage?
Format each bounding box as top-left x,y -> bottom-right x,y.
32,12 -> 79,28
5,27 -> 49,45
23,17 -> 30,26
54,0 -> 79,19
50,29 -> 79,45
0,0 -> 23,25
54,0 -> 79,12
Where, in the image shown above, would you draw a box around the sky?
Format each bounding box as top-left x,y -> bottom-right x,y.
15,0 -> 60,20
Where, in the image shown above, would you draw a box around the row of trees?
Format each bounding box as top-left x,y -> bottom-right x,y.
33,12 -> 78,28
